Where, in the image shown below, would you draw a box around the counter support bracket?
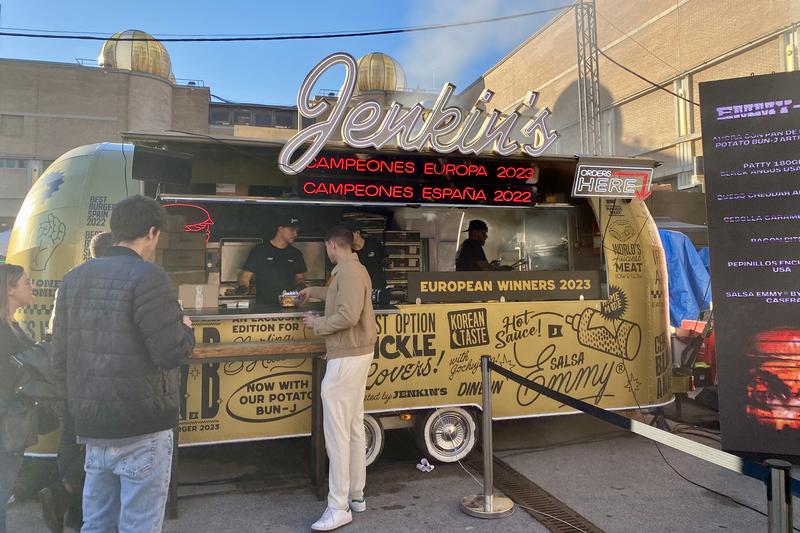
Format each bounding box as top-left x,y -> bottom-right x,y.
312,357 -> 327,501
166,340 -> 327,519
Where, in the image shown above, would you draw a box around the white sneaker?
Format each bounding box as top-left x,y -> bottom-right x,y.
350,499 -> 366,513
311,506 -> 352,531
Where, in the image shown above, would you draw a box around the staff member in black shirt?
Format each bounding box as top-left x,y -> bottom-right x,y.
238,216 -> 307,305
344,221 -> 387,289
455,219 -> 511,271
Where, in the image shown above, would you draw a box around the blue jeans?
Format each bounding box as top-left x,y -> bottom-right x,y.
81,430 -> 173,533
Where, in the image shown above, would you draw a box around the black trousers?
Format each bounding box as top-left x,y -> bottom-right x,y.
57,407 -> 84,501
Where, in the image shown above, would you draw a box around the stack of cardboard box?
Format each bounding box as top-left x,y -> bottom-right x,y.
158,214 -> 218,309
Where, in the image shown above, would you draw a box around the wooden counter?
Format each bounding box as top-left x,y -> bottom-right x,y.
190,339 -> 326,361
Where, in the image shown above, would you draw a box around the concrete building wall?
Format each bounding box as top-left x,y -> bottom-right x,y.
0,60 -> 133,160
209,124 -> 234,137
0,58 -> 211,220
0,167 -> 29,226
462,0 -> 800,189
233,125 -> 296,142
0,58 -> 212,162
0,60 -> 135,223
690,38 -> 785,142
127,74 -> 173,132
172,86 -> 211,134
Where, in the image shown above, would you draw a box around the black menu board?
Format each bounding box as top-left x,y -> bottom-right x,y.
700,71 -> 800,456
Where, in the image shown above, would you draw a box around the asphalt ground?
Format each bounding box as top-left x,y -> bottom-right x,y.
6,402 -> 799,532
8,428 -> 546,533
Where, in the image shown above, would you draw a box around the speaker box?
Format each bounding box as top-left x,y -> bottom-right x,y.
132,146 -> 193,185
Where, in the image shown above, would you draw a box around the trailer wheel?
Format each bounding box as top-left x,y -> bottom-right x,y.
414,407 -> 477,463
364,414 -> 384,467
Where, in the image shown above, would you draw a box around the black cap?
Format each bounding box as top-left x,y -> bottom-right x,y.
277,216 -> 301,228
464,219 -> 488,232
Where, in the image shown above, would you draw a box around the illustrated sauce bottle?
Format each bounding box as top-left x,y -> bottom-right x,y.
565,308 -> 641,361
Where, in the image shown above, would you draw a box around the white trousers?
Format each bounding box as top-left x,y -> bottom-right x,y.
321,352 -> 373,511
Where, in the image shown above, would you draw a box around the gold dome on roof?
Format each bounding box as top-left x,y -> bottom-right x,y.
98,30 -> 172,79
357,52 -> 406,92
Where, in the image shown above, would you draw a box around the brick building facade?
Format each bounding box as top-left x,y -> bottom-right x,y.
461,0 -> 800,190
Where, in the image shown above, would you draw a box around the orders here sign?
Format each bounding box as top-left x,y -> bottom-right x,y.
571,162 -> 654,199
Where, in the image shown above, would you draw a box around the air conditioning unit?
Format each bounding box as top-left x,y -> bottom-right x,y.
692,155 -> 704,177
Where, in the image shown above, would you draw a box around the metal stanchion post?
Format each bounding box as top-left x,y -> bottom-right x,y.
460,356 -> 515,519
766,459 -> 793,533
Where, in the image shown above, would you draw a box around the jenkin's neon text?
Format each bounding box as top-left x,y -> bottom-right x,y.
278,53 -> 558,175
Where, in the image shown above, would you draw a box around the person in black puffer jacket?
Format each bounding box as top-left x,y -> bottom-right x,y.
51,195 -> 195,533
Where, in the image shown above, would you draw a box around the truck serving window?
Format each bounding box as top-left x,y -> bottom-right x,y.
388,199 -> 606,302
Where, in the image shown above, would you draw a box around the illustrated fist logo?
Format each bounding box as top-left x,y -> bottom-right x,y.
32,214 -> 66,271
608,220 -> 636,243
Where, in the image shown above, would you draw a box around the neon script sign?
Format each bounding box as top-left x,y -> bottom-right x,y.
278,53 -> 558,175
306,154 -> 538,181
163,203 -> 215,242
571,165 -> 653,200
300,178 -> 534,206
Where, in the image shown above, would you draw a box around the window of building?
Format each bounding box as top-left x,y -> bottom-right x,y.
253,109 -> 274,127
0,115 -> 24,137
210,107 -> 231,125
233,109 -> 253,125
0,158 -> 25,168
275,110 -> 294,128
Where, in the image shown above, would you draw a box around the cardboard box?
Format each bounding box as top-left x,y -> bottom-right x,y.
178,284 -> 219,309
156,249 -> 206,270
167,270 -> 207,287
157,231 -> 206,250
165,214 -> 186,233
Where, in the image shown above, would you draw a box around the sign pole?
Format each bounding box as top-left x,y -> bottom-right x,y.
460,356 -> 515,519
766,459 -> 793,533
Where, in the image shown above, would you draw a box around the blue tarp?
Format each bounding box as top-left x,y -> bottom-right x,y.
658,229 -> 712,327
697,247 -> 711,273
0,230 -> 9,260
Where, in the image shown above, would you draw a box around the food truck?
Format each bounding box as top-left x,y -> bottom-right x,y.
7,53 -> 671,464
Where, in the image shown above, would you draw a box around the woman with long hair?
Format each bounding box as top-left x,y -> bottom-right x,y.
0,264 -> 36,533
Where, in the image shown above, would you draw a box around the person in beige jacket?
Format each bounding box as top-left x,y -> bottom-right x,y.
299,224 -> 377,531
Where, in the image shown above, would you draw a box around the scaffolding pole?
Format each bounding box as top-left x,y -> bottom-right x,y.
575,0 -> 603,155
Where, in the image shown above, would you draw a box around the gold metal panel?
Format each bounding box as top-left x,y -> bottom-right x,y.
98,29 -> 172,79
356,52 -> 405,92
